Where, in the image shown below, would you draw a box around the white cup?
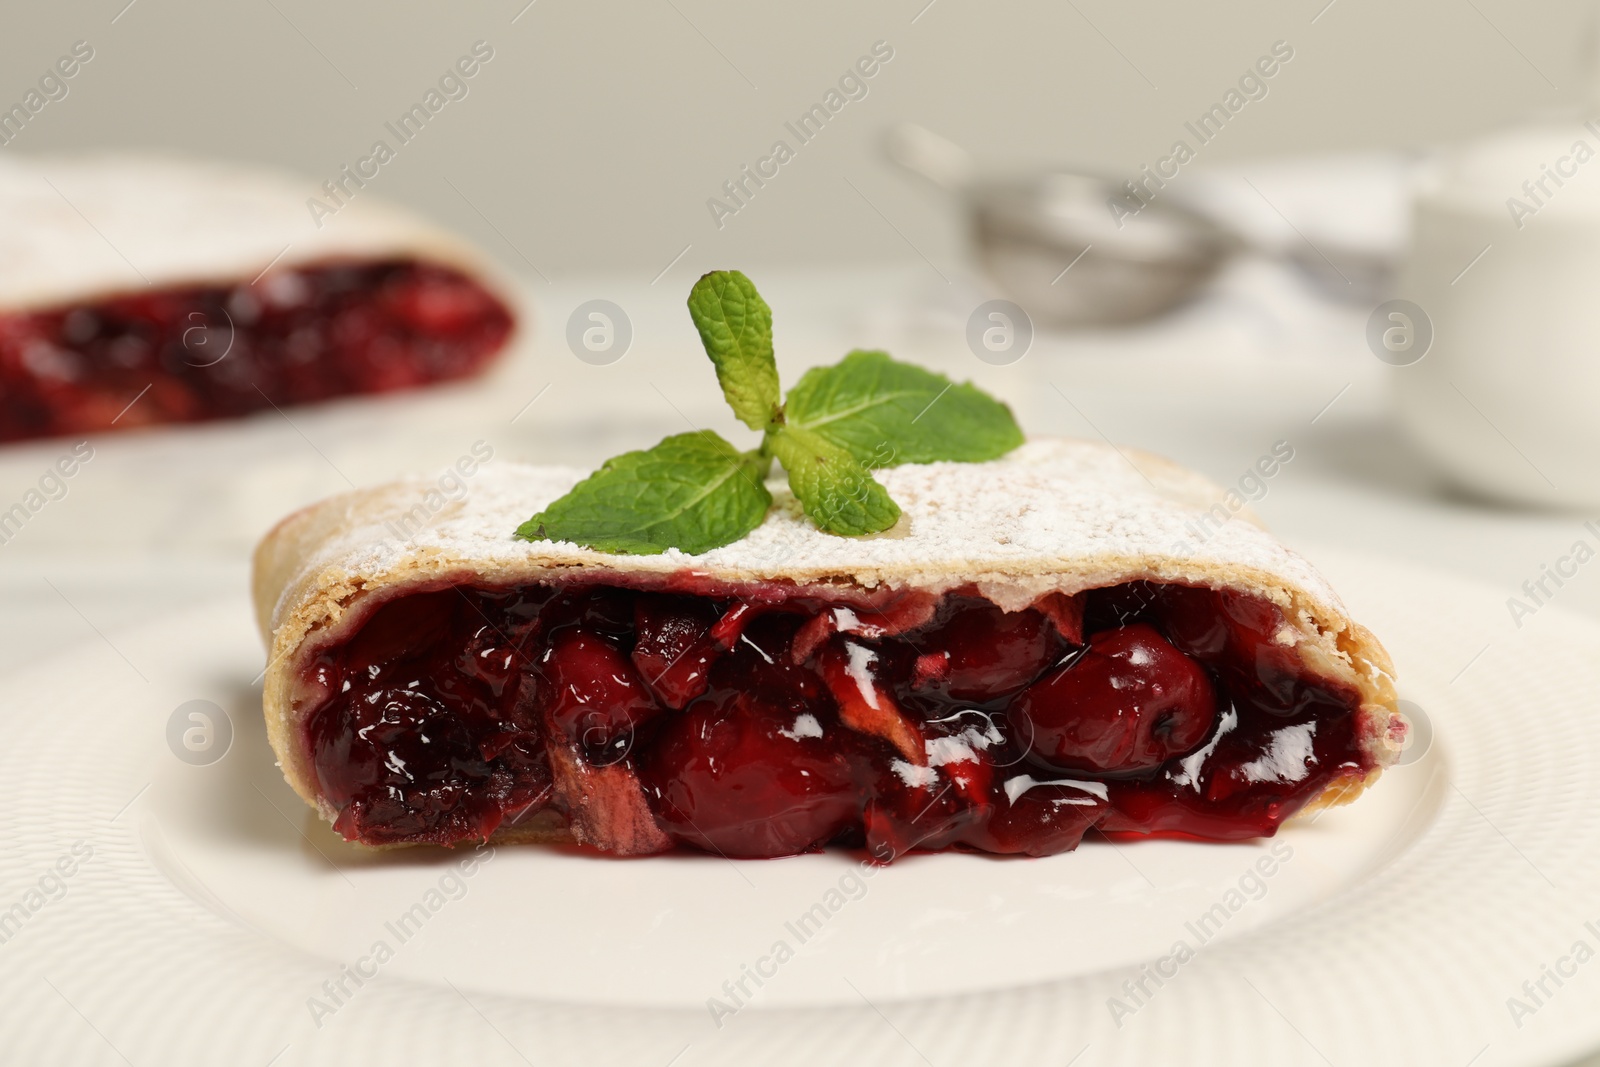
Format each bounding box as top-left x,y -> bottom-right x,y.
1394,121 -> 1600,509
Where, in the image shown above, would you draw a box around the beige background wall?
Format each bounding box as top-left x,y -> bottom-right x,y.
2,0 -> 1593,275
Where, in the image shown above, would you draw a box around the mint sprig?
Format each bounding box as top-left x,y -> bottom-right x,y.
516,270 -> 1022,555
686,271 -> 781,432
514,432 -> 770,555
783,349 -> 1025,467
764,424 -> 902,536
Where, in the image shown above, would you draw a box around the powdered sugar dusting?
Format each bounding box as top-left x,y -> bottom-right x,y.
270,438 -> 1348,628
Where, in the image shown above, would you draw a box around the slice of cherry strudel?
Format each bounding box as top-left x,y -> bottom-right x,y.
0,154 -> 515,442
253,437 -> 1403,861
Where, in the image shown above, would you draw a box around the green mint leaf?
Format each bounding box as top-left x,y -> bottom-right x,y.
782,349 -> 1024,468
515,432 -> 771,555
687,270 -> 781,431
765,424 -> 901,537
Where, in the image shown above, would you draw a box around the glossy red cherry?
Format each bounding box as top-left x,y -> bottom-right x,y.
451,622 -> 523,700
1154,585 -> 1231,660
1216,590 -> 1307,713
1154,586 -> 1344,718
631,595 -> 721,709
863,714 -> 999,862
541,629 -> 658,750
863,779 -> 973,861
640,691 -> 864,858
1012,623 -> 1217,774
964,777 -> 1108,856
915,600 -> 1063,702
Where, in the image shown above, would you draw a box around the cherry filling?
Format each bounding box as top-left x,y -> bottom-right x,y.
302,580 -> 1371,858
1013,624 -> 1217,775
0,258 -> 512,442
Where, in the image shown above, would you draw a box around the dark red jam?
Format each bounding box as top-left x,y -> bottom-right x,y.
300,579 -> 1370,859
0,258 -> 512,442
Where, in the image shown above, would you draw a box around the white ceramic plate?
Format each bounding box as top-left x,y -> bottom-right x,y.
3,549 -> 1599,1067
